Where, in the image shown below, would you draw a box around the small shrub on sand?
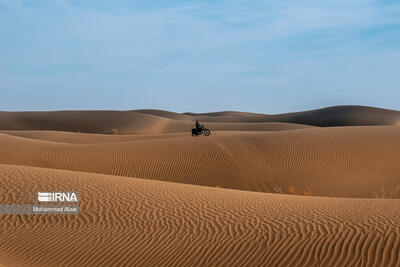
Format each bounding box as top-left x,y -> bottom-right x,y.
287,185 -> 298,195
111,129 -> 119,135
302,187 -> 312,196
280,185 -> 312,196
273,186 -> 283,194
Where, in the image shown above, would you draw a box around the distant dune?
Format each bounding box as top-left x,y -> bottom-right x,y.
269,105 -> 400,126
0,105 -> 399,134
186,105 -> 400,126
1,164 -> 400,266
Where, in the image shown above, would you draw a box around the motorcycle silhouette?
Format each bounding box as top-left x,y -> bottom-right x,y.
192,125 -> 211,137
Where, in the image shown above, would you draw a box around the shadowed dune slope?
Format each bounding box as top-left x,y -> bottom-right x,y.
135,109 -> 192,120
0,105 -> 398,134
0,111 -> 312,134
185,110 -> 266,117
270,105 -> 400,126
0,126 -> 313,144
0,110 -> 168,134
185,105 -> 400,125
1,126 -> 400,198
0,164 -> 400,266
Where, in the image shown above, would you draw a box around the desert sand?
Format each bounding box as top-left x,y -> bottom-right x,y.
1,105 -> 400,266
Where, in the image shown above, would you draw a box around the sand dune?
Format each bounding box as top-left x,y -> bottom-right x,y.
0,130 -> 191,144
1,126 -> 400,198
1,106 -> 400,265
136,109 -> 192,120
0,110 -> 167,134
1,105 -> 399,135
270,105 -> 400,126
0,125 -> 313,144
186,105 -> 400,126
1,164 -> 399,266
0,111 -> 312,134
184,110 -> 267,118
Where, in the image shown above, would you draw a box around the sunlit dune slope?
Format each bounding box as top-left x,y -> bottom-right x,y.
0,130 -> 191,144
1,126 -> 400,198
0,164 -> 399,266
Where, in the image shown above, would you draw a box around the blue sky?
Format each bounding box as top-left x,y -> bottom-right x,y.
0,0 -> 399,113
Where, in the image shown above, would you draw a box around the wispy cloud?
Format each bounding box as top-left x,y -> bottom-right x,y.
0,0 -> 399,112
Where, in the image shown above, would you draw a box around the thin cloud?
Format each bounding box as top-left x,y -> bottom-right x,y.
0,0 -> 399,112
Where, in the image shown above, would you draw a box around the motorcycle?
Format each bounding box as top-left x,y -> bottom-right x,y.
192,125 -> 211,137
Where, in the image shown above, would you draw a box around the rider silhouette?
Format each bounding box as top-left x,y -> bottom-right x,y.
195,120 -> 201,130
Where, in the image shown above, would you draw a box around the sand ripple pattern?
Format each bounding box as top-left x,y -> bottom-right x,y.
1,127 -> 400,198
0,165 -> 400,266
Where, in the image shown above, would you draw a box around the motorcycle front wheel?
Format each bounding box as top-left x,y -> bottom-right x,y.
204,129 -> 210,136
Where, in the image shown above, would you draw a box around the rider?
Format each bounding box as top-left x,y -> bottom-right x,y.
195,120 -> 201,131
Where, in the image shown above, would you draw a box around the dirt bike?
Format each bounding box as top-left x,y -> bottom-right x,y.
192,125 -> 211,137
